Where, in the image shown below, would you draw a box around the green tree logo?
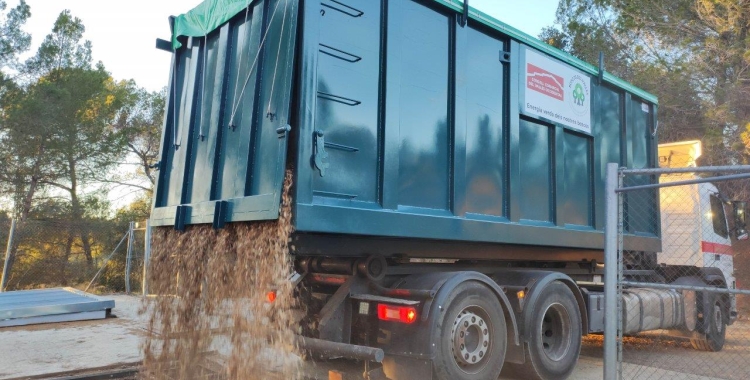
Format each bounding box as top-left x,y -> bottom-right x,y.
573,83 -> 586,106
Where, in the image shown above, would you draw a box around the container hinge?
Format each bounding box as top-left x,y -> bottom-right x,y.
276,124 -> 292,135
459,0 -> 469,27
213,201 -> 229,230
499,51 -> 511,64
313,130 -> 330,177
174,205 -> 189,232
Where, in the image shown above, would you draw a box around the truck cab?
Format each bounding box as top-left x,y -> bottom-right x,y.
658,140 -> 743,323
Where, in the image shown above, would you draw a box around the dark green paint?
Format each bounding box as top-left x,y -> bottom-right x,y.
464,27 -> 506,218
152,0 -> 298,228
152,0 -> 659,254
313,0 -> 382,203
518,118 -> 552,223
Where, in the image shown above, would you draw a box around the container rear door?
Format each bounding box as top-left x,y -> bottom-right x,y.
151,0 -> 299,228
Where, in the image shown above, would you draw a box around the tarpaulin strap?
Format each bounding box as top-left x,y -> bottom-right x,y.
265,0 -> 290,121
229,3 -> 253,129
172,58 -> 179,148
199,38 -> 209,141
228,0 -> 284,129
175,52 -> 193,148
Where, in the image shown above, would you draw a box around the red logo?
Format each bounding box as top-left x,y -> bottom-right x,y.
527,63 -> 565,101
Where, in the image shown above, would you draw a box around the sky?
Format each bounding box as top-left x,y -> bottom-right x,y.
8,0 -> 559,92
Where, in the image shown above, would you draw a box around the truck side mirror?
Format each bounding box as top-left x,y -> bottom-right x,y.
732,201 -> 748,240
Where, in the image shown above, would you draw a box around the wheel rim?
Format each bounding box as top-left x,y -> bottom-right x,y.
714,302 -> 723,333
451,306 -> 492,374
539,302 -> 572,362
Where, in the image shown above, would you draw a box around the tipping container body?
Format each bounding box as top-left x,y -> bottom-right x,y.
152,0 -> 661,258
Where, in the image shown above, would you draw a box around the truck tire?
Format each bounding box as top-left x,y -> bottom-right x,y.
505,281 -> 581,380
691,292 -> 726,352
432,281 -> 507,380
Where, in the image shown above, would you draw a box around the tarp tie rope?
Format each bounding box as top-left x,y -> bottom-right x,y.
172,56 -> 179,148
229,2 -> 253,129
228,0 -> 284,129
175,57 -> 192,148
199,37 -> 209,141
265,0 -> 290,121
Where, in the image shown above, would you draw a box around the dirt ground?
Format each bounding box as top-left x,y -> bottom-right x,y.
0,295 -> 145,379
0,295 -> 744,380
580,323 -> 750,380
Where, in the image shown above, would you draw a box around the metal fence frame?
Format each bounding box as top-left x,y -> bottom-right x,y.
603,163 -> 750,380
0,219 -> 16,292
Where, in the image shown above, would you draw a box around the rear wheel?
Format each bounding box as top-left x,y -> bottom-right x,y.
691,292 -> 726,352
505,281 -> 582,380
433,282 -> 507,380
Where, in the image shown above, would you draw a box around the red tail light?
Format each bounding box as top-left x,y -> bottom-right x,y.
266,291 -> 277,303
377,304 -> 418,324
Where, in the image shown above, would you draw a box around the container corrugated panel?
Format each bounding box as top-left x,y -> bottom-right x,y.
152,0 -> 660,256
151,0 -> 299,228
0,288 -> 115,327
292,0 -> 660,254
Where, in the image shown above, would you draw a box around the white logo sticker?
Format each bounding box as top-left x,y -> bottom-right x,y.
524,49 -> 592,134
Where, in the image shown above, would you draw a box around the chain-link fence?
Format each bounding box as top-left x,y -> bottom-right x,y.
604,163 -> 750,380
0,219 -> 150,294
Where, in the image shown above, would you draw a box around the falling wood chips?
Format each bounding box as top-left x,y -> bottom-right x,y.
141,171 -> 301,380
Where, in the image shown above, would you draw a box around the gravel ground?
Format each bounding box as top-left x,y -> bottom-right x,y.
581,322 -> 750,380
0,294 -> 744,380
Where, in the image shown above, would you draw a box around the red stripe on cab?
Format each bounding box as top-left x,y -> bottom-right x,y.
702,241 -> 733,256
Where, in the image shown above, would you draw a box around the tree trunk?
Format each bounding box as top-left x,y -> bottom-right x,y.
5,151 -> 47,284
80,226 -> 93,267
67,157 -> 93,267
61,232 -> 74,286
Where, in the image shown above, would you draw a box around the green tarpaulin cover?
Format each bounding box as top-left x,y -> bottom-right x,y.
172,0 -> 254,49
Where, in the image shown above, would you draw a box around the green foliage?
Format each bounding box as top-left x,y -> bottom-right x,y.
3,216 -> 128,291
0,66 -> 130,219
0,0 -> 30,69
24,9 -> 92,76
112,85 -> 166,191
539,26 -> 570,51
0,8 -> 121,223
0,7 -> 159,292
115,196 -> 152,224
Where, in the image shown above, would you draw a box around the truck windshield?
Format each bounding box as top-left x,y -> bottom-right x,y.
710,195 -> 729,239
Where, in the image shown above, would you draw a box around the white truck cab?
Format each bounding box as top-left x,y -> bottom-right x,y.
658,140 -> 744,322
